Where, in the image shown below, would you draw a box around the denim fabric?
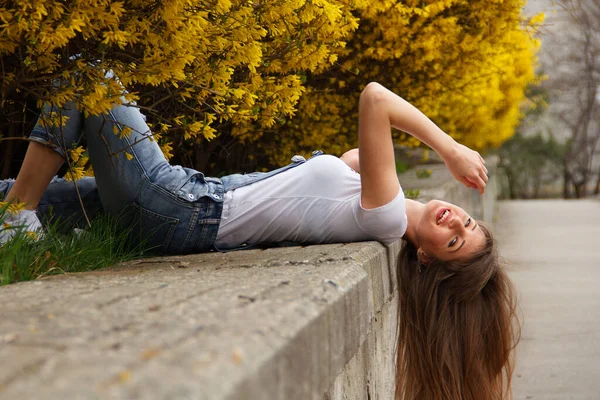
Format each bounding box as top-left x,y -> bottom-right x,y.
25,102 -> 226,254
15,100 -> 321,255
0,177 -> 103,229
28,103 -> 85,159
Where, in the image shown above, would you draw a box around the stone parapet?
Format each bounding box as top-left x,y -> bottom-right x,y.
0,160 -> 499,400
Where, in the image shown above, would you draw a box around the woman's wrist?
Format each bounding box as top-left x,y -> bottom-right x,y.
431,131 -> 458,162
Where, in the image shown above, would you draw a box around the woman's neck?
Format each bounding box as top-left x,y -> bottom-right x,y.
404,198 -> 425,247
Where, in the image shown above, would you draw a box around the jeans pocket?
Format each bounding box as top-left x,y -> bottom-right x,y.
118,202 -> 178,254
173,174 -> 215,203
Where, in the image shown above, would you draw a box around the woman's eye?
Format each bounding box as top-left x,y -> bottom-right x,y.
448,237 -> 458,247
465,218 -> 471,227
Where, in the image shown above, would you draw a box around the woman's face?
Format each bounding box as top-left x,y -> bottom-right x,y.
416,200 -> 486,262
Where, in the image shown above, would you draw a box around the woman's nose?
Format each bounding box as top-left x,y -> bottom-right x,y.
449,217 -> 463,232
449,217 -> 456,229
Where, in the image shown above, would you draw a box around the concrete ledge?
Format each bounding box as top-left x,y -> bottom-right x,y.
0,242 -> 399,400
0,159 -> 499,400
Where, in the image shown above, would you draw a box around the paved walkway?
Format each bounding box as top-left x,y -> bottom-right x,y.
497,200 -> 600,400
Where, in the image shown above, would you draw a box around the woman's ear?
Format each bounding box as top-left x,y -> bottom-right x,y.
417,248 -> 432,266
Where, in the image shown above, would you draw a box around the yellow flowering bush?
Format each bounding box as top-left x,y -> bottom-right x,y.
0,0 -> 364,175
0,0 -> 540,176
268,0 -> 543,165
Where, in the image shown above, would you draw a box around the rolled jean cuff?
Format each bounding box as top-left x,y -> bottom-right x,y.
0,178 -> 15,201
28,130 -> 68,159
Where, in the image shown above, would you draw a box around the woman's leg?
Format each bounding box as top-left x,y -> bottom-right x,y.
5,98 -> 206,253
4,102 -> 84,209
4,142 -> 64,210
82,103 -> 178,213
0,103 -> 86,244
35,176 -> 103,228
7,100 -> 174,217
82,103 -> 229,255
2,97 -> 168,231
1,176 -> 103,232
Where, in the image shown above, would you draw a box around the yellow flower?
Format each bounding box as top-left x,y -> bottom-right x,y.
69,146 -> 86,164
25,231 -> 39,240
0,201 -> 26,214
160,142 -> 174,161
64,167 -> 85,182
120,126 -> 132,139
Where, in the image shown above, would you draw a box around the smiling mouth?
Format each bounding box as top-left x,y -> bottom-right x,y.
436,208 -> 451,225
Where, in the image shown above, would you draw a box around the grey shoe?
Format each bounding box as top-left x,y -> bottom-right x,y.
0,209 -> 44,244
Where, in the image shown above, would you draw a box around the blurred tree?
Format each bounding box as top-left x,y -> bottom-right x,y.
497,132 -> 564,199
547,0 -> 600,198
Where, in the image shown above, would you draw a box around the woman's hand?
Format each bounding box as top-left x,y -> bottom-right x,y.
442,142 -> 488,194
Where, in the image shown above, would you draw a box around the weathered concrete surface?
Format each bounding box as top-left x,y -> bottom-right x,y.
326,288 -> 398,400
496,200 -> 600,400
0,242 -> 399,400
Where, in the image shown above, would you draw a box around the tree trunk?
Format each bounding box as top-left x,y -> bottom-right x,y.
563,168 -> 572,199
532,173 -> 542,198
573,181 -> 587,198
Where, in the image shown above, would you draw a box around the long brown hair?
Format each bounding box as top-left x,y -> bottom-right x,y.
395,223 -> 520,400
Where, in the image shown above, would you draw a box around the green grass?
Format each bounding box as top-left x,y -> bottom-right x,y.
415,168 -> 433,179
403,189 -> 421,199
0,207 -> 147,286
396,160 -> 410,174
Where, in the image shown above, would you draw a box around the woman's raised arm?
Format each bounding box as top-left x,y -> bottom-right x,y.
358,82 -> 488,209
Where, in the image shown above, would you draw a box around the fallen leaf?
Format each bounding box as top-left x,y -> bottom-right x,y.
141,348 -> 161,361
232,348 -> 244,365
119,370 -> 131,383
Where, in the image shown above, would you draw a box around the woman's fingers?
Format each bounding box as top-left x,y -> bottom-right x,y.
465,174 -> 486,194
473,175 -> 486,194
476,152 -> 488,174
480,168 -> 488,183
463,177 -> 478,189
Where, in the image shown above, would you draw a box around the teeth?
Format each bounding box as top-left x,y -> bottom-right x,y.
437,209 -> 449,224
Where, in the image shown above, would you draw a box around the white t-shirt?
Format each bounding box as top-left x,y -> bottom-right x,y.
215,155 -> 407,248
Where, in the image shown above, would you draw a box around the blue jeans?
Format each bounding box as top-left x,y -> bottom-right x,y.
0,102 -> 316,254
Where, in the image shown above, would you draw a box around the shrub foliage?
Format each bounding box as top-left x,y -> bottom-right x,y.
0,0 -> 541,176
278,0 -> 543,165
